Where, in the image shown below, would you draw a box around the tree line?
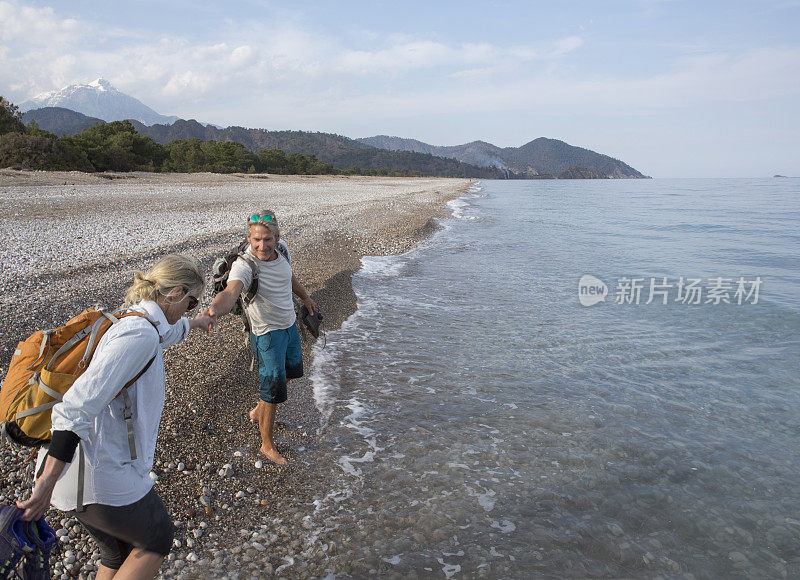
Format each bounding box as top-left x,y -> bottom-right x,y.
0,97 -> 422,177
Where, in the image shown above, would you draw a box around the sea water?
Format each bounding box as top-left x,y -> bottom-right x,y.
306,179 -> 800,578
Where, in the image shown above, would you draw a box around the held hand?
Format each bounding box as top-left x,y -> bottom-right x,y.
190,311 -> 215,333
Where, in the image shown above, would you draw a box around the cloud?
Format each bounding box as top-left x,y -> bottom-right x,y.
550,36 -> 583,57
2,0 -> 798,151
0,0 -> 585,107
633,0 -> 681,19
0,2 -> 79,43
622,47 -> 800,105
0,1 -> 85,96
335,36 -> 581,76
337,41 -> 457,74
247,45 -> 800,134
230,45 -> 256,67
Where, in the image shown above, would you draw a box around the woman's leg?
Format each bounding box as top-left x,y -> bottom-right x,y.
95,564 -> 118,579
93,549 -> 165,580
114,549 -> 166,579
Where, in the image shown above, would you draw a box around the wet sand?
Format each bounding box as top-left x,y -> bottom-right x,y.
0,170 -> 472,578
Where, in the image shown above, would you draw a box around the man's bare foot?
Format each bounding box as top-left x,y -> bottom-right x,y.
249,407 -> 257,423
259,446 -> 287,465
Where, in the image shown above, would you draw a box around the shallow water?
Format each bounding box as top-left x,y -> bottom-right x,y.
306,179 -> 800,578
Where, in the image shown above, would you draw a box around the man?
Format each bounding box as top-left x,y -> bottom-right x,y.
208,210 -> 316,465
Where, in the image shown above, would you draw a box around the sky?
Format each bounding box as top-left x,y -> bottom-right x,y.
1,0 -> 799,178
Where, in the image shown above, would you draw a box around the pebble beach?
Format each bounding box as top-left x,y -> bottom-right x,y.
0,169 -> 471,579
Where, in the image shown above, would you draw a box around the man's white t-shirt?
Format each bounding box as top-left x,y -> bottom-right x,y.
228,240 -> 296,335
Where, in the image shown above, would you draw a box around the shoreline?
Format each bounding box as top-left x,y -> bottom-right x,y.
0,172 -> 473,578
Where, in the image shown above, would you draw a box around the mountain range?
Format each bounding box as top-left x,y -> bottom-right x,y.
358,135 -> 644,178
17,79 -> 647,178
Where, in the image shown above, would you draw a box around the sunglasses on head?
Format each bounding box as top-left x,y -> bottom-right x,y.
250,214 -> 275,224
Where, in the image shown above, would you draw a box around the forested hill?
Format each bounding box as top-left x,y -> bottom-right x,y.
19,108 -> 503,178
358,135 -> 647,178
20,105 -> 646,179
20,107 -> 104,137
129,119 -> 504,178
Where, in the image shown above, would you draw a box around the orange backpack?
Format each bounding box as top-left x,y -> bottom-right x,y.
0,308 -> 157,449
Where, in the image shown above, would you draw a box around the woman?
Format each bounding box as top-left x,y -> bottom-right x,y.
17,254 -> 213,579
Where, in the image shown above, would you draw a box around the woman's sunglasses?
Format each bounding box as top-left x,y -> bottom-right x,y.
185,292 -> 199,311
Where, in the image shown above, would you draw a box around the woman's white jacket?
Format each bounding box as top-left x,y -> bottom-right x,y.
37,300 -> 189,510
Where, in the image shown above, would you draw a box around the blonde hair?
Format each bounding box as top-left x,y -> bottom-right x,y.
124,254 -> 204,308
247,209 -> 280,237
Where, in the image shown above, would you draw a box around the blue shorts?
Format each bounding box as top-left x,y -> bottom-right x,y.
250,323 -> 303,404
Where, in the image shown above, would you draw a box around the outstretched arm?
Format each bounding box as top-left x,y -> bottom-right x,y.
208,279 -> 244,319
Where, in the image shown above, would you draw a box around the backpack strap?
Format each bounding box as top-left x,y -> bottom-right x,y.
26,329 -> 56,372
78,311 -> 121,369
238,255 -> 259,371
45,325 -> 94,372
120,352 -> 156,462
13,383 -> 60,420
238,253 -> 259,307
236,240 -> 259,307
76,440 -> 85,512
116,311 -> 159,334
275,241 -> 291,264
237,254 -> 259,369
115,312 -> 160,462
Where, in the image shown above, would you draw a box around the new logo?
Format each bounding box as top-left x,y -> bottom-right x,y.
578,275 -> 608,306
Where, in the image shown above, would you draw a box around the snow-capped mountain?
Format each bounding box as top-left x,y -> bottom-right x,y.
19,78 -> 178,126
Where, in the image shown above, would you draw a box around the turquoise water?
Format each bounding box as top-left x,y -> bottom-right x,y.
307,179 -> 800,578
